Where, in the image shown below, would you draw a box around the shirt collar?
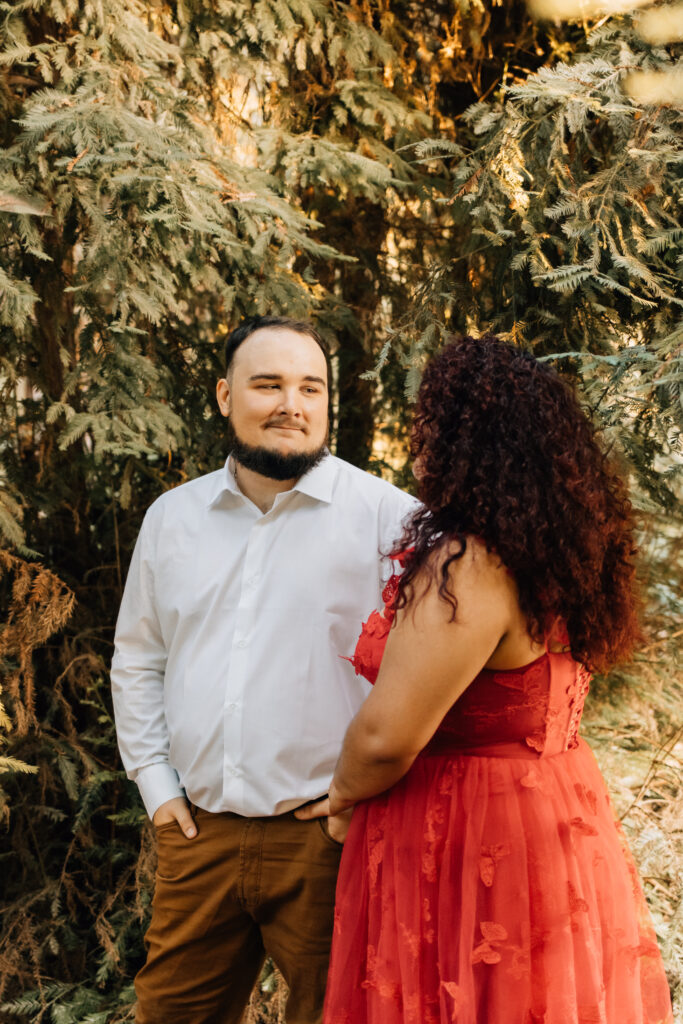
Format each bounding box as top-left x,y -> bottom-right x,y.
291,451 -> 336,504
206,457 -> 241,509
207,451 -> 337,509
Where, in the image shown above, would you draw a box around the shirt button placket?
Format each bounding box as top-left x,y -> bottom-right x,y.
224,520 -> 265,806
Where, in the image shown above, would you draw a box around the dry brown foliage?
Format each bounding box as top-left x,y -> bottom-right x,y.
0,549 -> 75,817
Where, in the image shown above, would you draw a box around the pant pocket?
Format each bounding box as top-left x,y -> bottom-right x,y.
155,826 -> 198,883
154,819 -> 181,834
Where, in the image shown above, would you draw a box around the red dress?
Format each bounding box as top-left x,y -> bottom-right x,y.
324,582 -> 674,1024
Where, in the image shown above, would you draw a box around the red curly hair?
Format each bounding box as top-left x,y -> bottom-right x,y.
396,334 -> 641,672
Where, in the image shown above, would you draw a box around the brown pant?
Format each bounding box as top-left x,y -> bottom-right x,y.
135,806 -> 343,1024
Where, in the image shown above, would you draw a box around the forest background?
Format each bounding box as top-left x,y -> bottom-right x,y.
0,0 -> 681,1021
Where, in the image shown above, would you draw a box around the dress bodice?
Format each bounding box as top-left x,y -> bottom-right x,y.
422,651 -> 591,759
348,575 -> 592,759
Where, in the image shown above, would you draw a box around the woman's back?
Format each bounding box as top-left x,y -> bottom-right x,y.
427,649 -> 591,759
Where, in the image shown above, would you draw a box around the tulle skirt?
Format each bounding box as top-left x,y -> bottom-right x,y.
324,740 -> 673,1024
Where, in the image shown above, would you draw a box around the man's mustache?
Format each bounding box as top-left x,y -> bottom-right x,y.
265,417 -> 305,431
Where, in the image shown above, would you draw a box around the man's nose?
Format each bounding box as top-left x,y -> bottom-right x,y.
275,390 -> 302,416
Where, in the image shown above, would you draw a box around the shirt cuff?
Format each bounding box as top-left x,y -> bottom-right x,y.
134,762 -> 184,820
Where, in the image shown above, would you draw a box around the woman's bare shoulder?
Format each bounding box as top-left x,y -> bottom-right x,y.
430,535 -> 511,588
402,536 -> 516,628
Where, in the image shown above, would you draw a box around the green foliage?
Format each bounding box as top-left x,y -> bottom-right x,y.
395,22 -> 683,488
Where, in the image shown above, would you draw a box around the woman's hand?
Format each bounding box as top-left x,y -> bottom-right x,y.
326,805 -> 354,843
294,794 -> 354,844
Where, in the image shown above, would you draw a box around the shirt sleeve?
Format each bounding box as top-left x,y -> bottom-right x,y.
379,486 -> 421,582
110,509 -> 184,819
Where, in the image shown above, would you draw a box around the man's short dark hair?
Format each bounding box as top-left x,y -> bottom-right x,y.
224,316 -> 329,376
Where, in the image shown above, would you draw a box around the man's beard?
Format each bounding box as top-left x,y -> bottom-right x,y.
231,433 -> 327,482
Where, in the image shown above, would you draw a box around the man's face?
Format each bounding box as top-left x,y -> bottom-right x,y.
216,328 -> 329,458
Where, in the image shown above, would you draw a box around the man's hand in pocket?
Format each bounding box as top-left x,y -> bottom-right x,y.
152,797 -> 197,838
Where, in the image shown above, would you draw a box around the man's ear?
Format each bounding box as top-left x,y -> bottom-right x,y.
216,378 -> 231,418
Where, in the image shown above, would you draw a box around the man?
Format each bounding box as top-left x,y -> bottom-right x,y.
111,316 -> 417,1024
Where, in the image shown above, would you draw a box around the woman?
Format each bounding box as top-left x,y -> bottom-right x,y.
298,335 -> 673,1024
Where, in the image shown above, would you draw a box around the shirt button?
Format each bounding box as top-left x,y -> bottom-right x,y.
228,702 -> 238,711
229,767 -> 240,777
236,638 -> 247,648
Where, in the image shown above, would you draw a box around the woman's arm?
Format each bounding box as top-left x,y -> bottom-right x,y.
327,540 -> 515,815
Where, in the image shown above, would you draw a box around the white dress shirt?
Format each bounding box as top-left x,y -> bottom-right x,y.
111,453 -> 417,819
